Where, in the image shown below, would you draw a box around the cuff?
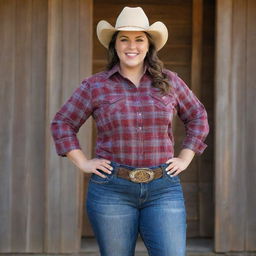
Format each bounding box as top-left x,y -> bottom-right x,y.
182,136 -> 207,155
53,136 -> 81,157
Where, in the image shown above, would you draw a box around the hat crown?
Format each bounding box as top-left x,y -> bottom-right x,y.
115,7 -> 149,29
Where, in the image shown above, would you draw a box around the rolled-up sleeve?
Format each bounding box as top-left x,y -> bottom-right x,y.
173,74 -> 209,154
50,80 -> 93,156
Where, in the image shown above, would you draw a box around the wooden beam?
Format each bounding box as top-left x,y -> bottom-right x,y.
245,0 -> 256,251
45,0 -> 93,253
215,0 -> 248,252
191,0 -> 203,97
191,0 -> 204,238
0,0 -> 16,252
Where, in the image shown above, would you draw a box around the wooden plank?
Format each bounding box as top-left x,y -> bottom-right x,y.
228,0 -> 247,251
215,0 -> 233,252
11,0 -> 33,251
0,0 -> 16,252
215,0 -> 248,252
191,0 -> 206,237
199,0 -> 215,238
246,0 -> 256,251
191,0 -> 203,97
45,0 -> 94,252
24,0 -> 47,251
45,0 -> 64,252
60,0 -> 82,252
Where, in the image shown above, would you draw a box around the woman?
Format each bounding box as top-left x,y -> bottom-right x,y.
51,6 -> 209,256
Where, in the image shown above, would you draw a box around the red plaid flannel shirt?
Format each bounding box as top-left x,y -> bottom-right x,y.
51,65 -> 209,167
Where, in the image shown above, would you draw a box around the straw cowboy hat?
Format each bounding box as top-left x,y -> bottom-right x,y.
96,7 -> 168,51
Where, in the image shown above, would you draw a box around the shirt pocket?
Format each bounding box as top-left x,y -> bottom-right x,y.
149,93 -> 176,112
100,95 -> 126,114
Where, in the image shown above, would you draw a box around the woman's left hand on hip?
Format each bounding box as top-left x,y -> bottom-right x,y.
165,157 -> 190,177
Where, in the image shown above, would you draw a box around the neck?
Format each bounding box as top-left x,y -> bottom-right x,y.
119,64 -> 145,86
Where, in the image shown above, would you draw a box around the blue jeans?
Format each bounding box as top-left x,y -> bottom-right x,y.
86,161 -> 187,256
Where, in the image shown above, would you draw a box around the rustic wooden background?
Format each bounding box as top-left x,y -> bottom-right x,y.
0,0 -> 255,254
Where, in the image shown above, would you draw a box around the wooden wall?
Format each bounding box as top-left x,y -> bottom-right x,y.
84,0 -> 215,238
0,0 -> 93,253
0,0 -> 47,252
215,0 -> 256,252
1,0 -> 255,254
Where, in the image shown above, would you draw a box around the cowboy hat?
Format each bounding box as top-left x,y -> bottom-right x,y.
96,7 -> 168,51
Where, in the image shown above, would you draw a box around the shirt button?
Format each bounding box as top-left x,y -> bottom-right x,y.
138,127 -> 142,130
138,112 -> 142,116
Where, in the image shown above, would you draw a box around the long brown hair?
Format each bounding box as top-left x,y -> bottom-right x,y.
106,31 -> 171,94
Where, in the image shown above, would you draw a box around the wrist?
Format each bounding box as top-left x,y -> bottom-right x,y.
177,148 -> 195,166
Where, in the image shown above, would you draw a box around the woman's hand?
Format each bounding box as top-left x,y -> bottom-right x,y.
66,149 -> 113,178
165,157 -> 190,177
81,158 -> 113,178
165,148 -> 195,177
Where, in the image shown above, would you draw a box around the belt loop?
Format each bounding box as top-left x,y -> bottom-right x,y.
110,161 -> 118,175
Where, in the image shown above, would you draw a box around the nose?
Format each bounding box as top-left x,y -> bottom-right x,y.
128,40 -> 136,49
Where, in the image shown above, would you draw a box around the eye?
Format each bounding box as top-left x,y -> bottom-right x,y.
136,38 -> 144,42
120,38 -> 128,42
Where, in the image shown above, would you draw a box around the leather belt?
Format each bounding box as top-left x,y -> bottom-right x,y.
116,167 -> 163,183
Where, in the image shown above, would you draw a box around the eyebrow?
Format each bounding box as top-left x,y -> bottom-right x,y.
119,35 -> 145,38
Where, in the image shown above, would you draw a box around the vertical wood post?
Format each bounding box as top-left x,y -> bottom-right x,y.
191,0 -> 203,98
45,0 -> 93,253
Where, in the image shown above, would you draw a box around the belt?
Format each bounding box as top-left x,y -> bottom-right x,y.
116,167 -> 163,183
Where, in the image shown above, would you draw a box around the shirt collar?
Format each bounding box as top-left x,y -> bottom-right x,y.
106,63 -> 150,79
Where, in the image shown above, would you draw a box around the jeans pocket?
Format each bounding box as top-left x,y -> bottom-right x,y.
90,173 -> 113,184
165,173 -> 181,184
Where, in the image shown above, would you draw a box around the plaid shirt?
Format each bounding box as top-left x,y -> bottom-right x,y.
51,65 -> 209,167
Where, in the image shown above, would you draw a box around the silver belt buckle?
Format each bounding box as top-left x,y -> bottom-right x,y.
129,168 -> 155,183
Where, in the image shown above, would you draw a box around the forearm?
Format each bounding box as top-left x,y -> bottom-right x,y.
177,148 -> 195,166
66,149 -> 112,178
66,149 -> 89,171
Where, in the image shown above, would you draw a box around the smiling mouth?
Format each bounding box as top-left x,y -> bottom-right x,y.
125,53 -> 139,57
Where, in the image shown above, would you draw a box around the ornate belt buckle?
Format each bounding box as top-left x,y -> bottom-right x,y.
129,168 -> 155,183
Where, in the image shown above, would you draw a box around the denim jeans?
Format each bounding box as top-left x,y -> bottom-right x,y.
86,161 -> 187,256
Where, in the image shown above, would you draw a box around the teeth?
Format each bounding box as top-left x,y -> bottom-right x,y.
126,53 -> 138,56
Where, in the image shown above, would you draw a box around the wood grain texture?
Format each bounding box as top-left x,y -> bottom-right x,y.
215,0 -> 233,251
245,0 -> 256,251
45,0 -> 63,251
215,0 -> 256,252
45,0 -> 93,253
0,0 -> 16,252
0,0 -> 47,252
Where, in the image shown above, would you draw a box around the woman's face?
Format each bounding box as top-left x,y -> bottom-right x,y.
115,31 -> 149,70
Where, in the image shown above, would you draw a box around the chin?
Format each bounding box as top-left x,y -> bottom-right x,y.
124,62 -> 142,69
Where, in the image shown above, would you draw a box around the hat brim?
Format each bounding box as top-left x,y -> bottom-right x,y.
96,20 -> 168,51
